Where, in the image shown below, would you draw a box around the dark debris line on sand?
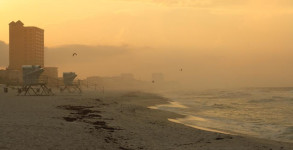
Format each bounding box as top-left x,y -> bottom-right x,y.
57,104 -> 122,131
57,99 -> 125,149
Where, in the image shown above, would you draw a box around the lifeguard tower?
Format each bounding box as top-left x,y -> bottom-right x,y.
60,72 -> 82,94
18,65 -> 54,96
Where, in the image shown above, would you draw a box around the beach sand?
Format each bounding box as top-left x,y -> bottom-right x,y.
0,90 -> 292,150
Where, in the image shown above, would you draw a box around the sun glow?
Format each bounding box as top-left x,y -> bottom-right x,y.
0,1 -> 9,9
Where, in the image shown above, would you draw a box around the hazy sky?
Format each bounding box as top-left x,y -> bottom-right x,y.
1,0 -> 293,88
0,0 -> 292,47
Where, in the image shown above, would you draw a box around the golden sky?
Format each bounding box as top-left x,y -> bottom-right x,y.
0,0 -> 292,47
1,0 -> 293,88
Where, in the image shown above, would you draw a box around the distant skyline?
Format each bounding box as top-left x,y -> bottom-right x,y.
1,0 -> 293,88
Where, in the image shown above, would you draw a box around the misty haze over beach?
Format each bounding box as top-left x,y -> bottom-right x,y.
2,40 -> 293,88
0,0 -> 293,150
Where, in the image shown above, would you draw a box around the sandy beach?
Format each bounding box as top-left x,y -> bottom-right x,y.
0,90 -> 292,150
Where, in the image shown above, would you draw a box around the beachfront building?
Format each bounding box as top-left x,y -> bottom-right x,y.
42,67 -> 59,86
43,67 -> 58,79
0,69 -> 21,85
8,20 -> 44,70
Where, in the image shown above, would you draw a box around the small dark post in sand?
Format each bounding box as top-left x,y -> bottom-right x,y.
4,87 -> 8,93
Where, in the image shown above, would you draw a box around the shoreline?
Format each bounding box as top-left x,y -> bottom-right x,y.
150,92 -> 293,145
148,100 -> 234,135
0,90 -> 292,149
168,118 -> 233,135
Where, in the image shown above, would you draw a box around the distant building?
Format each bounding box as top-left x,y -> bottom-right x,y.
43,67 -> 58,79
87,76 -> 103,84
42,67 -> 59,86
0,21 -> 60,86
8,20 -> 44,70
0,69 -> 21,85
86,75 -> 142,90
0,69 -> 5,83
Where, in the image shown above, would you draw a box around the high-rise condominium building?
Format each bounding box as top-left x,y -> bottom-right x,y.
8,20 -> 44,70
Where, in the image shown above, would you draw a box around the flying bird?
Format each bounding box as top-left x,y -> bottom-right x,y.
73,53 -> 77,56
180,68 -> 183,71
152,80 -> 155,83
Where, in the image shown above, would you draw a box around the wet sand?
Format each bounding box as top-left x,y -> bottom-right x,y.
0,90 -> 292,150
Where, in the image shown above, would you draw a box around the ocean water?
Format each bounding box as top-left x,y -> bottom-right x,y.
152,87 -> 293,143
